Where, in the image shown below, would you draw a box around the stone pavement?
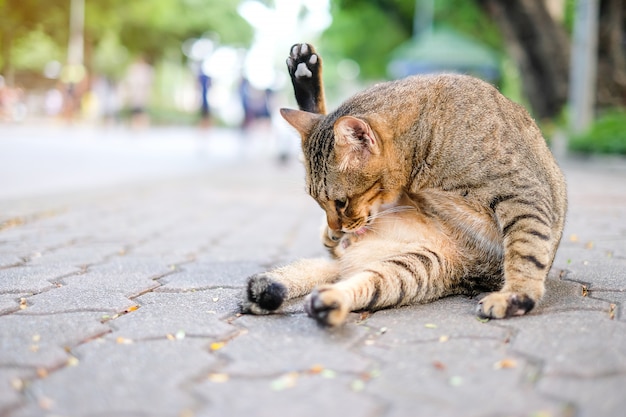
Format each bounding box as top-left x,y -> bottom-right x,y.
1,144 -> 625,417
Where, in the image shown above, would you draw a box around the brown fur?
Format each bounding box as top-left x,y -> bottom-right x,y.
241,44 -> 567,326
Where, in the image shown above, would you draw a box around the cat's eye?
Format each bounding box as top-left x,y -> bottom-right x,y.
335,199 -> 348,209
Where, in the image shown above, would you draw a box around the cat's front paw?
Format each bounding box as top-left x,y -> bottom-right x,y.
304,286 -> 350,326
287,43 -> 320,82
476,291 -> 536,319
240,273 -> 287,315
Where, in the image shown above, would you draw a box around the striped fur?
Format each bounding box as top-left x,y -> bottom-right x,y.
241,44 -> 567,326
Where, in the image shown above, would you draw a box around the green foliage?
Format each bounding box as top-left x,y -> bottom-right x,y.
10,30 -> 63,71
321,2 -> 408,79
2,0 -> 252,76
569,110 -> 626,155
321,0 -> 501,81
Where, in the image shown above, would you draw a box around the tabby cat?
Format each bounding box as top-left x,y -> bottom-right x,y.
241,43 -> 567,326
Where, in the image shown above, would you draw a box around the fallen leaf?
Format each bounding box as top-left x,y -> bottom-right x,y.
29,345 -> 39,353
36,368 -> 48,378
207,373 -> 229,383
569,234 -> 579,242
38,397 -> 54,410
271,372 -> 298,391
67,356 -> 80,367
309,364 -> 324,374
581,285 -> 589,297
351,379 -> 365,392
175,330 -> 186,340
10,378 -> 24,391
494,358 -> 517,369
433,361 -> 446,371
449,376 -> 463,387
116,337 -> 133,345
210,342 -> 225,351
32,334 -> 41,343
424,323 -> 437,329
585,241 -> 594,249
126,305 -> 139,312
320,369 -> 336,379
439,335 -> 450,343
166,334 -> 175,341
476,317 -> 490,323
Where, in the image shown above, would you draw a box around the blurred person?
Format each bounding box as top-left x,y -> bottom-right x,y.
239,76 -> 272,132
44,85 -> 64,118
122,56 -> 154,129
198,67 -> 212,129
0,75 -> 6,121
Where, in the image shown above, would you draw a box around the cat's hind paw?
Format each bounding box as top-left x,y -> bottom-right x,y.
287,43 -> 320,81
240,274 -> 287,315
304,286 -> 350,326
476,291 -> 536,319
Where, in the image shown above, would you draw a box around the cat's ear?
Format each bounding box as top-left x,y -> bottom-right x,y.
280,108 -> 322,137
333,116 -> 379,170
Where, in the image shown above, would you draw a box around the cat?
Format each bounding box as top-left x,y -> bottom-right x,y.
240,43 -> 567,326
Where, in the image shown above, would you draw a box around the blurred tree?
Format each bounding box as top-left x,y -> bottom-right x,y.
321,0 -> 499,80
596,0 -> 626,108
0,0 -> 252,83
477,0 -> 570,119
322,0 -> 626,120
0,0 -> 68,84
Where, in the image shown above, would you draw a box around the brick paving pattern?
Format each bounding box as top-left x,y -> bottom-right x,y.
1,149 -> 625,417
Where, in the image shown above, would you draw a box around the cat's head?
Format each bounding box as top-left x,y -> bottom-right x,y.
281,108 -> 401,234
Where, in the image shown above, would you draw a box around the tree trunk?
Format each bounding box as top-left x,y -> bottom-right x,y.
479,0 -> 571,119
596,0 -> 626,107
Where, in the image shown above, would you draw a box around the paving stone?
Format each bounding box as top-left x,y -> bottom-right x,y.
504,311 -> 626,376
560,256 -> 626,291
20,285 -> 138,314
588,290 -> 626,321
157,260 -> 263,290
222,314 -> 371,376
357,296 -> 510,345
538,373 -> 626,417
360,339 -> 567,417
17,339 -> 216,417
0,253 -> 23,268
0,293 -> 28,315
534,273 -> 614,314
26,243 -> 126,268
0,265 -> 79,294
0,312 -> 109,368
194,373 -> 385,417
106,290 -> 240,340
0,368 -> 34,415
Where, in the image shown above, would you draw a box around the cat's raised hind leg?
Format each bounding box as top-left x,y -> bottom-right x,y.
241,258 -> 339,315
287,43 -> 327,114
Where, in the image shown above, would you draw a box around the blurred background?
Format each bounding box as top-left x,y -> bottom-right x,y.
0,0 -> 625,198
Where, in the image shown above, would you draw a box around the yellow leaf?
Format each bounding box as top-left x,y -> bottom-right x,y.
116,337 -> 133,345
207,373 -> 229,383
494,358 -> 517,369
210,342 -> 225,351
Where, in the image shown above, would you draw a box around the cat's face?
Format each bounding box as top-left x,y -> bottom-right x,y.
281,109 -> 401,234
